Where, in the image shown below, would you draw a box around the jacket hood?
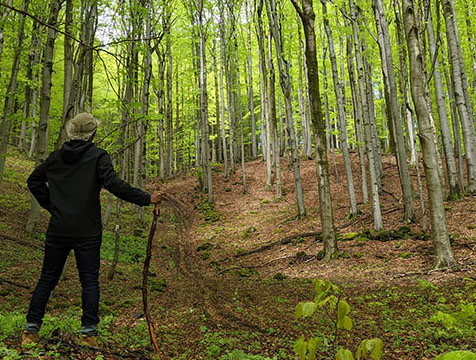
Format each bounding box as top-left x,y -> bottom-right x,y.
60,140 -> 94,164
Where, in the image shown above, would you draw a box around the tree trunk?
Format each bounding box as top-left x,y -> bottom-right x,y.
199,1 -> 213,202
218,0 -> 229,177
393,3 -> 418,165
234,32 -> 248,194
19,19 -> 40,153
442,0 -> 476,193
440,37 -> 465,191
166,25 -> 174,177
363,53 -> 383,184
297,17 -> 311,159
213,39 -> 220,164
256,0 -> 272,188
322,0 -> 358,217
0,0 -> 30,185
426,0 -> 461,199
246,2 -> 257,159
291,0 -> 337,257
403,0 -> 456,269
267,30 -> 281,199
349,0 -> 383,231
268,0 -> 306,218
155,51 -> 166,180
373,0 -> 415,222
0,0 -> 13,85
346,19 -> 368,204
26,0 -> 61,234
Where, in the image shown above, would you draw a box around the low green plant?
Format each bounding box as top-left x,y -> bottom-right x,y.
221,349 -> 277,359
102,233 -> 146,264
0,311 -> 25,341
199,201 -> 221,223
200,326 -> 238,358
435,351 -> 476,360
0,345 -> 22,360
431,301 -> 476,338
293,279 -> 383,360
242,226 -> 257,240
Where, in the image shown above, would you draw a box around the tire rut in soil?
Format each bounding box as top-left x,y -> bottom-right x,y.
153,208 -> 263,333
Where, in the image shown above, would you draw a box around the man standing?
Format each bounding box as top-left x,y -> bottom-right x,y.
22,113 -> 162,348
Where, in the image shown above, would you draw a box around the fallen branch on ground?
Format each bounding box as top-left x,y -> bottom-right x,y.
234,232 -> 322,258
232,206 -> 401,259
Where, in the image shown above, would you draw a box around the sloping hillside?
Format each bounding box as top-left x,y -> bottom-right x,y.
1,149 -> 475,359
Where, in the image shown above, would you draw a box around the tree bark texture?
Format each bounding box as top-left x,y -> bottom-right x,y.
403,0 -> 456,269
322,0 -> 358,217
291,0 -> 337,257
26,0 -> 61,233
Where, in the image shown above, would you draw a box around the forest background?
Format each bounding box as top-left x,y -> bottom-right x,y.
0,0 -> 476,358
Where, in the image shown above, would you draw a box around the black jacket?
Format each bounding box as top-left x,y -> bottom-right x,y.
27,140 -> 151,238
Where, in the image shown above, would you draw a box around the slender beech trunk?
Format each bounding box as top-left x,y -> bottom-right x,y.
234,32 -> 248,193
349,0 -> 383,230
322,45 -> 339,183
322,0 -> 358,217
136,1 -> 152,225
218,0 -> 229,176
278,94 -> 286,157
26,0 -> 61,233
28,23 -> 42,159
0,0 -> 30,186
426,0 -> 460,199
394,4 -> 418,165
155,51 -> 166,180
190,6 -> 201,171
466,8 -> 476,92
373,0 -> 415,222
257,0 -> 272,188
267,30 -> 281,199
268,0 -> 306,217
363,53 -> 383,184
213,40 -> 220,164
61,0 -> 73,138
442,0 -> 476,193
19,19 -> 41,152
297,17 -> 311,159
0,0 -> 12,84
440,37 -> 465,191
403,0 -> 456,269
225,40 -> 236,173
166,26 -> 174,177
291,0 -> 337,257
246,3 -> 257,159
199,1 -> 213,202
346,20 -> 368,204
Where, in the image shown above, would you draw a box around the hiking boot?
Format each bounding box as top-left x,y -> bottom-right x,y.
21,331 -> 39,346
81,334 -> 98,348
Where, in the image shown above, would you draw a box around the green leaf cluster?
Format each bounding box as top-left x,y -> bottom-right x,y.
431,301 -> 476,338
293,279 -> 382,360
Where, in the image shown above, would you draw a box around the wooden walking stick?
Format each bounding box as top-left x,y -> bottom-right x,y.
142,203 -> 162,357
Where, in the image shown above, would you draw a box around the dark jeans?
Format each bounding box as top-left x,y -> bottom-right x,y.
26,235 -> 101,330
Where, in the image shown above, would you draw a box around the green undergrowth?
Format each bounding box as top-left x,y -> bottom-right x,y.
102,232 -> 147,264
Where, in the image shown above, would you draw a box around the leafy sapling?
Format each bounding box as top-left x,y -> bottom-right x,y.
293,279 -> 383,360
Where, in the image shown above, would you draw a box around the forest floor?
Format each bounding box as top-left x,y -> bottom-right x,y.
1,148 -> 476,359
